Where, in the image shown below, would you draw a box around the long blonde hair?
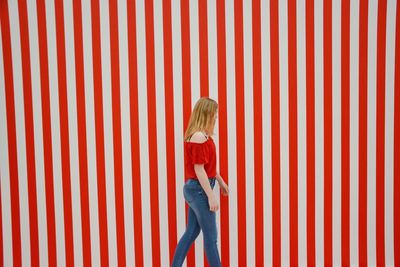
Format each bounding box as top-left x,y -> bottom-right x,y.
184,97 -> 218,141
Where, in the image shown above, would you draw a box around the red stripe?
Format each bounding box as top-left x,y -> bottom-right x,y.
108,0 -> 127,265
394,0 -> 400,265
36,0 -> 58,265
198,0 -> 209,97
252,0 -> 265,265
71,0 -> 92,265
234,0 -> 247,265
161,0 -> 179,264
358,0 -> 369,266
54,0 -> 75,265
180,0 -> 195,265
341,0 -> 350,265
323,0 -> 333,265
144,1 -> 161,266
17,0 -> 40,265
376,0 -> 387,265
126,0 -> 144,266
1,1 -> 24,265
270,0 -> 282,266
288,0 -> 299,265
305,0 -> 315,265
90,0 -> 110,265
216,0 -> 230,265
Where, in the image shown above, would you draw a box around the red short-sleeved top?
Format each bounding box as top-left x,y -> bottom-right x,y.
184,135 -> 217,181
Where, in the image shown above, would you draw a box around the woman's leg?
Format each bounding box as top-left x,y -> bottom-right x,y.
189,193 -> 221,267
171,206 -> 200,267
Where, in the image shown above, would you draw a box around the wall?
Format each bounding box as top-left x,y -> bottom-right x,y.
0,0 -> 399,266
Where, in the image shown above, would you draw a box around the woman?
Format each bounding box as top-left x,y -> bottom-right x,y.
171,97 -> 229,267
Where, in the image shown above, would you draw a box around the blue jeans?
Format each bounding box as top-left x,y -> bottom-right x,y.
171,177 -> 222,267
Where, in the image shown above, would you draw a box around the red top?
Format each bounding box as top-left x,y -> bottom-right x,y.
184,136 -> 217,181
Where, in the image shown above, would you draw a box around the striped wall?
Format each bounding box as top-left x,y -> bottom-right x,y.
1,0 -> 400,266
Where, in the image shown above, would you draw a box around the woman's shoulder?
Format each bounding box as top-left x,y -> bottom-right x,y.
186,131 -> 209,144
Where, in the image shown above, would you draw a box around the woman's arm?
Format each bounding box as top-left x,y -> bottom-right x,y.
194,164 -> 214,197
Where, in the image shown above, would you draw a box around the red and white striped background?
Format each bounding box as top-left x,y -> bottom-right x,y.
1,0 -> 400,266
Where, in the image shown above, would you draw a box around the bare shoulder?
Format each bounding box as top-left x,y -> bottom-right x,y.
189,131 -> 208,144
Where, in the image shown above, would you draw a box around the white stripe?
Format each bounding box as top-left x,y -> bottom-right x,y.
0,28 -> 14,267
8,2 -> 32,265
314,0 -> 324,265
385,0 -> 397,264
243,0 -> 255,265
153,0 -> 170,265
170,0 -> 186,265
81,0 -> 101,265
367,0 -> 378,264
332,0 -> 342,264
207,0 -> 221,256
63,0 -> 84,264
189,1 -> 204,265
261,0 -> 273,264
278,0 -> 290,265
27,0 -> 49,265
117,0 -> 135,266
225,0 -> 238,263
296,0 -> 308,264
135,0 -> 153,265
99,0 -> 118,264
45,0 -> 66,264
350,0 -> 360,265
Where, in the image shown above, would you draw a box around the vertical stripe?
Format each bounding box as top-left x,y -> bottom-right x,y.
64,0 -> 84,262
225,0 -> 239,264
0,28 -> 14,266
251,0 -> 265,265
198,0 -> 209,96
287,0 -> 299,264
367,0 -> 378,264
341,0 -> 351,264
376,0 -> 387,265
117,0 -> 135,266
270,0 -> 282,265
215,0 -> 231,265
54,0 -> 75,264
332,0 -> 342,264
90,0 -> 110,264
358,0 -> 369,265
160,0 -> 179,264
108,0 -> 127,265
27,0 -> 50,264
144,1 -> 161,266
323,0 -> 333,265
305,0 -> 316,264
34,0 -> 58,265
153,0 -> 169,265
81,0 -> 101,265
127,0 -> 144,266
394,0 -> 400,264
17,0 -> 40,265
384,1 -> 397,265
296,0 -> 308,264
350,1 -> 360,265
234,0 -> 247,265
135,0 -> 153,265
0,180 -> 2,266
71,0 -> 92,264
243,0 -> 255,265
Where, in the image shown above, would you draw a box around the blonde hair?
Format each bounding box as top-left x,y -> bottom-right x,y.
184,97 -> 218,141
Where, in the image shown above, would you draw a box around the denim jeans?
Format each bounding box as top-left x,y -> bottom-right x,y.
171,177 -> 222,267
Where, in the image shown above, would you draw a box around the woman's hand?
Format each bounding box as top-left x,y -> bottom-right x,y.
208,193 -> 219,212
218,179 -> 229,196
